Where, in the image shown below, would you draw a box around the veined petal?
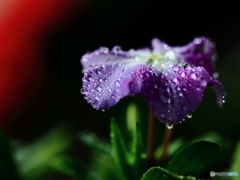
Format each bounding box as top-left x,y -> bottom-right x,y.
82,61 -> 149,109
143,65 -> 220,123
151,38 -> 170,54
81,46 -> 130,69
175,37 -> 216,76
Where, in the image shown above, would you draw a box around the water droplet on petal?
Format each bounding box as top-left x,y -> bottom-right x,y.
99,47 -> 109,53
173,66 -> 179,71
213,72 -> 219,78
102,109 -> 105,112
115,80 -> 120,87
196,87 -> 201,91
167,99 -> 171,104
173,78 -> 178,83
135,56 -> 140,61
200,80 -> 207,87
222,95 -> 226,103
190,73 -> 196,79
96,86 -> 102,92
166,123 -> 173,129
187,113 -> 192,118
98,78 -> 103,83
112,46 -> 121,53
194,38 -> 201,44
80,88 -> 84,94
181,72 -> 185,77
178,92 -> 183,97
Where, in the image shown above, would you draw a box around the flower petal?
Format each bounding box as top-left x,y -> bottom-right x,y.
175,37 -> 216,76
151,38 -> 170,54
81,46 -> 130,69
82,61 -> 148,109
208,78 -> 226,105
143,65 -> 220,123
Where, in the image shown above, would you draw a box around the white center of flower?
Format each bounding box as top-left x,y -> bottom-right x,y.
146,50 -> 178,72
127,49 -> 178,73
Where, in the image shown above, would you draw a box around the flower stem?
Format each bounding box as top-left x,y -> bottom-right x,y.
160,125 -> 174,165
147,110 -> 156,167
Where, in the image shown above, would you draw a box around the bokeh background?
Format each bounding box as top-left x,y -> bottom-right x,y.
0,0 -> 240,179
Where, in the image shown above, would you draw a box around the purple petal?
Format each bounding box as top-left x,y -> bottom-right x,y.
82,61 -> 147,109
143,65 -> 220,123
208,78 -> 226,106
81,46 -> 130,69
175,37 -> 216,76
151,38 -> 170,54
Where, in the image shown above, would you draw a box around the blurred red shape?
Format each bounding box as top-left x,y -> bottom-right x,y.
0,0 -> 83,126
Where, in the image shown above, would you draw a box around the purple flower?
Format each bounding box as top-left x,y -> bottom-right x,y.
80,37 -> 225,124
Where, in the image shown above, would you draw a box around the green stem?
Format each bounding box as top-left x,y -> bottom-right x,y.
147,110 -> 156,167
160,125 -> 174,165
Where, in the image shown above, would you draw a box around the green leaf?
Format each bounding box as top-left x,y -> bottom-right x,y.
141,166 -> 201,180
50,157 -> 86,180
126,102 -> 138,138
167,141 -> 222,178
229,140 -> 240,180
15,127 -> 72,180
126,103 -> 148,180
0,131 -> 21,180
110,118 -> 133,180
79,132 -> 111,154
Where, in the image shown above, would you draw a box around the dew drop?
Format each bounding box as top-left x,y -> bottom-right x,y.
190,73 -> 196,79
200,80 -> 207,87
135,56 -> 140,61
222,95 -> 226,103
102,109 -> 105,112
166,123 -> 173,129
96,86 -> 102,92
181,72 -> 185,77
95,96 -> 99,100
178,92 -> 183,97
115,80 -> 120,87
112,46 -> 121,53
194,38 -> 201,44
98,78 -> 103,83
80,88 -> 84,94
173,66 -> 179,71
99,47 -> 109,53
167,99 -> 171,104
196,87 -> 201,91
187,113 -> 192,118
173,78 -> 178,83
213,72 -> 219,78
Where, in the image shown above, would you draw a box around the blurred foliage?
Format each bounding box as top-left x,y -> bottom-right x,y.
0,131 -> 20,180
